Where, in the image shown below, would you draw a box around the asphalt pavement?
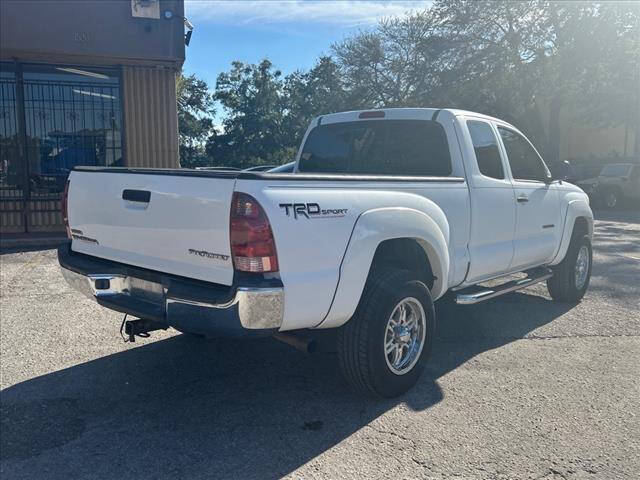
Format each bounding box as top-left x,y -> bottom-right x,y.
1,210 -> 638,479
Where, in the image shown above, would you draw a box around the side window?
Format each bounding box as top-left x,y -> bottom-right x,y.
498,127 -> 548,182
467,120 -> 504,180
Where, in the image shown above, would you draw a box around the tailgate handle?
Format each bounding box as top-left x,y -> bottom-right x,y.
122,189 -> 151,203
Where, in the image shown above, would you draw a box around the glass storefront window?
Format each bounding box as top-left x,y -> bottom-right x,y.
0,63 -> 22,203
22,64 -> 123,199
0,62 -> 123,231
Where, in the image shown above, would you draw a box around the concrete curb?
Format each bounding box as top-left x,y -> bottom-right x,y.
0,235 -> 67,251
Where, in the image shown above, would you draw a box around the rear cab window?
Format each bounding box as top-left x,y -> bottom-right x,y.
298,120 -> 452,176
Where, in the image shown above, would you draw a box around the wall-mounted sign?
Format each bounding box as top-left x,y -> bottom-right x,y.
131,0 -> 160,19
73,32 -> 90,43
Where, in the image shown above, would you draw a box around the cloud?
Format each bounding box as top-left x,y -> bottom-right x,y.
185,1 -> 432,27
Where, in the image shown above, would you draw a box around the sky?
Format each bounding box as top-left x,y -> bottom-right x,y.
183,0 -> 432,89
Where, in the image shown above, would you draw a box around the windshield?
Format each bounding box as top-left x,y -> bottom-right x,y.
600,164 -> 631,177
298,120 -> 452,176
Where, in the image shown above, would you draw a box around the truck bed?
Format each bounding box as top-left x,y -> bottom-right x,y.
67,166 -> 468,330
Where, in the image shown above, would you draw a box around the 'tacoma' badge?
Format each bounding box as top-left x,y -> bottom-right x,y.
188,249 -> 230,261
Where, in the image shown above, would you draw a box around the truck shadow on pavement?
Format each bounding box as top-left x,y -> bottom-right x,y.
1,292 -> 573,479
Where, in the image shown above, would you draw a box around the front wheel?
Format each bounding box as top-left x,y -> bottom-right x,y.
547,234 -> 592,302
337,269 -> 435,398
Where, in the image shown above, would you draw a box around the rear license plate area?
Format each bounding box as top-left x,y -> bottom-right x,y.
129,277 -> 164,304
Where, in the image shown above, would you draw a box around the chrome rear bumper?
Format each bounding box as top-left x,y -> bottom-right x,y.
59,245 -> 284,336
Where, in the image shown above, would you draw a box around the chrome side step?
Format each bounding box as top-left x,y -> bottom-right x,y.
455,268 -> 553,305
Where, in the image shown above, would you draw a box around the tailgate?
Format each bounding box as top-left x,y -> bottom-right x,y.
67,170 -> 236,285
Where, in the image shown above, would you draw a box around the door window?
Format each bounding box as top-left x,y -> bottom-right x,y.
467,120 -> 504,180
498,127 -> 548,182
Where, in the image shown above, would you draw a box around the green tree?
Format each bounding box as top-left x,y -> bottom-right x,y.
332,11 -> 451,108
283,56 -> 358,148
332,1 -> 640,160
427,0 -> 561,154
199,1 -> 639,168
207,60 -> 292,168
575,2 -> 640,156
176,72 -> 215,167
433,0 -> 640,159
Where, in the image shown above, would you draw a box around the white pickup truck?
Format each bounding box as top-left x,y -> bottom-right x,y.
59,108 -> 593,397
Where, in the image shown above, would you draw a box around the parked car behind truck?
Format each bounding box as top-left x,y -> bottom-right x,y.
578,163 -> 640,209
59,108 -> 594,397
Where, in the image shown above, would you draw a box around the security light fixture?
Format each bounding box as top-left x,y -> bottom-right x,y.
184,17 -> 194,46
72,89 -> 116,100
56,67 -> 109,80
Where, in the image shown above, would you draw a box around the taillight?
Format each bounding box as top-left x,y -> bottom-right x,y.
62,179 -> 71,239
230,192 -> 279,273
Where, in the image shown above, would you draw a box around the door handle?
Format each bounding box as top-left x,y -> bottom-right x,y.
516,195 -> 529,203
122,189 -> 151,203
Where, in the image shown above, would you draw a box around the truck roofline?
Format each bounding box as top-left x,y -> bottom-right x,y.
313,108 -> 508,128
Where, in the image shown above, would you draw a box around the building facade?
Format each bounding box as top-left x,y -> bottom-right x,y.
1,0 -> 185,233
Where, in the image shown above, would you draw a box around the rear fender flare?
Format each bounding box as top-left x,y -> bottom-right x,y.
316,206 -> 449,329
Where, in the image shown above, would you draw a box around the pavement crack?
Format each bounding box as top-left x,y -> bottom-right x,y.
363,424 -> 418,448
525,333 -> 640,340
438,333 -> 640,343
410,457 -> 432,470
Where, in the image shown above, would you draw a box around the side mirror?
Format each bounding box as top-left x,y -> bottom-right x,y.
551,160 -> 571,181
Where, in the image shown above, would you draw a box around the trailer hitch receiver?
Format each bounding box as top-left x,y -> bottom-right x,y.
120,315 -> 167,342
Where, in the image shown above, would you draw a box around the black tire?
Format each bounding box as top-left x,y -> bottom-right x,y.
602,188 -> 622,209
547,233 -> 592,302
337,268 -> 436,398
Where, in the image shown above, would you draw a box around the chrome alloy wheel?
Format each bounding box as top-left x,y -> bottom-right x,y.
384,297 -> 427,375
575,245 -> 590,290
604,191 -> 618,208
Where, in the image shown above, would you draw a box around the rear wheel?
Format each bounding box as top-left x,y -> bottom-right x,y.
602,188 -> 622,209
547,233 -> 592,302
337,269 -> 435,398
